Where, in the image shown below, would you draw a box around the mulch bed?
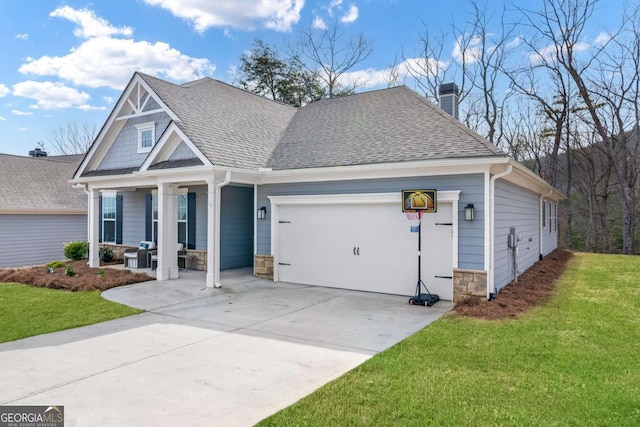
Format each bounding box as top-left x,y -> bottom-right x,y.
453,248 -> 573,320
0,260 -> 154,292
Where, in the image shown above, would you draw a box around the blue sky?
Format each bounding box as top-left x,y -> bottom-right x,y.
0,0 -> 624,156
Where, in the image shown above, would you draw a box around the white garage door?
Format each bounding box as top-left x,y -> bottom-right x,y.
275,198 -> 454,299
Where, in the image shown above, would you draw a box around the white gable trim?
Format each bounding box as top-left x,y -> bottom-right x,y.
139,123 -> 211,172
74,73 -> 180,179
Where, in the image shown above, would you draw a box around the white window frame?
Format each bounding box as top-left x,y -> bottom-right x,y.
136,122 -> 155,153
102,190 -> 117,244
151,189 -> 188,247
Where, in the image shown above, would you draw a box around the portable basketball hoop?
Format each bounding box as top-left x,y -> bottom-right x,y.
402,190 -> 440,307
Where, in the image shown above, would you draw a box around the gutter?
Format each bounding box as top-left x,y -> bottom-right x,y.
488,164 -> 513,299
539,189 -> 553,261
213,171 -> 231,288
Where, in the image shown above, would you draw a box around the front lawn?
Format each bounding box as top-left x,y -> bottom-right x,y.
259,252 -> 640,426
0,283 -> 142,344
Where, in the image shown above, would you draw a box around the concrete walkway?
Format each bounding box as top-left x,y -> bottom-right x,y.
0,268 -> 453,426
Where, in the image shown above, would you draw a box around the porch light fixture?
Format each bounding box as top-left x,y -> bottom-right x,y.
257,206 -> 267,220
465,204 -> 474,221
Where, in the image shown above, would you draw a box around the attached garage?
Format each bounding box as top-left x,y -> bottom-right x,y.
269,192 -> 459,300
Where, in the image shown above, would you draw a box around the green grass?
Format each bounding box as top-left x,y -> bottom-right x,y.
259,253 -> 640,426
0,283 -> 142,344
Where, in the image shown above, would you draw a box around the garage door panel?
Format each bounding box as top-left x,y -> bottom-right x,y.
277,200 -> 453,299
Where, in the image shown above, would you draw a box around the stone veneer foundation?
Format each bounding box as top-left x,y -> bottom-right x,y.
453,269 -> 488,303
254,254 -> 274,280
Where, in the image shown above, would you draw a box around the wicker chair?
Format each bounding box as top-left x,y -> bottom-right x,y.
123,241 -> 156,269
150,243 -> 187,270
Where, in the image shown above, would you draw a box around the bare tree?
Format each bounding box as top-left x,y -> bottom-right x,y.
522,0 -> 637,253
293,21 -> 374,98
48,122 -> 97,155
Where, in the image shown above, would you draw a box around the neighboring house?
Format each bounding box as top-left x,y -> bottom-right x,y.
71,72 -> 563,301
0,152 -> 87,267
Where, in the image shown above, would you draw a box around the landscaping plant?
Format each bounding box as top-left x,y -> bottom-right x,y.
63,241 -> 88,261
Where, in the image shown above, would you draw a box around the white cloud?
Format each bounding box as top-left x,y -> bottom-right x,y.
0,116 -> 6,121
11,109 -> 33,116
326,0 -> 343,17
77,104 -> 107,111
506,36 -> 522,49
18,128 -> 28,132
15,33 -> 29,40
340,5 -> 358,23
143,0 -> 304,32
312,16 -> 328,30
50,6 -> 133,39
103,96 -> 115,104
335,57 -> 447,89
452,35 -> 483,65
529,40 -> 591,64
594,31 -> 612,47
20,36 -> 215,90
12,81 -> 92,110
0,84 -> 9,97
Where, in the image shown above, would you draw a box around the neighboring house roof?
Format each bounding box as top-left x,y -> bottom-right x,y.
0,154 -> 87,213
139,73 -> 297,170
268,86 -> 505,170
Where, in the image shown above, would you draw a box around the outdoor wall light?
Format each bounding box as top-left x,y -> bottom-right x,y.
257,206 -> 267,220
465,204 -> 475,221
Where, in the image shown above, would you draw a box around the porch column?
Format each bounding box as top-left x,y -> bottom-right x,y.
88,188 -> 100,268
157,182 -> 178,280
206,179 -> 217,288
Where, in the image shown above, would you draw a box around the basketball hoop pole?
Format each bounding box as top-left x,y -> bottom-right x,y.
416,212 -> 423,297
407,209 -> 440,306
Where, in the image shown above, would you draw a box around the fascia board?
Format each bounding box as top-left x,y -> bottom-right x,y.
139,124 -> 211,171
260,158 -> 502,185
269,190 -> 461,206
0,210 -> 87,215
505,160 -> 566,201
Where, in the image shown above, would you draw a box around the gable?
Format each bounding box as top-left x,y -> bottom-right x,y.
74,73 -> 179,178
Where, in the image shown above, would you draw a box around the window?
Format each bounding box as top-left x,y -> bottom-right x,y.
177,193 -> 188,247
150,190 -> 191,248
542,200 -> 547,229
136,122 -> 155,153
551,203 -> 557,232
102,192 -> 117,243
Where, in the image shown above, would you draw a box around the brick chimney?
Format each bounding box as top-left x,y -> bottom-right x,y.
439,83 -> 459,120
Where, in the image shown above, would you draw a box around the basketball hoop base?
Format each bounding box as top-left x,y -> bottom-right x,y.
409,293 -> 440,307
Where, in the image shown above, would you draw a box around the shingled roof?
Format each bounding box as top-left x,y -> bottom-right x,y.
268,86 -> 505,170
0,154 -> 87,212
139,73 -> 297,169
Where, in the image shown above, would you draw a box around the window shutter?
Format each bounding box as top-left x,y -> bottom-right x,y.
116,194 -> 123,244
187,192 -> 196,249
98,195 -> 103,243
145,193 -> 152,241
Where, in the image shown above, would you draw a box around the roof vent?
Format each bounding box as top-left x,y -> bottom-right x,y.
439,83 -> 459,120
28,148 -> 48,157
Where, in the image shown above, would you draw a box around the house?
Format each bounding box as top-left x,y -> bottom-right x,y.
0,152 -> 87,267
71,72 -> 563,301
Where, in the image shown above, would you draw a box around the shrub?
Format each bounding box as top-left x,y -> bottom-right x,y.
64,241 -> 88,261
64,265 -> 75,276
46,261 -> 66,270
99,247 -> 114,263
98,269 -> 106,277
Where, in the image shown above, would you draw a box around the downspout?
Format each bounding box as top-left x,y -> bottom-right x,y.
214,171 -> 231,288
489,164 -> 513,299
539,189 -> 553,261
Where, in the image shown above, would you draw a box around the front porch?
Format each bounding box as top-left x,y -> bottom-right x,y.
87,173 -> 256,288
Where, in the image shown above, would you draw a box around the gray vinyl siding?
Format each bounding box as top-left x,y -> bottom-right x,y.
169,142 -> 198,161
121,190 -> 147,246
220,186 -> 254,269
194,185 -> 208,251
542,201 -> 558,257
257,174 -> 485,271
493,180 -> 544,291
97,111 -> 171,170
0,214 -> 87,268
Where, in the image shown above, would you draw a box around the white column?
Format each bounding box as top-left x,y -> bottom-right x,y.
206,179 -> 216,287
88,188 -> 100,268
157,182 -> 178,280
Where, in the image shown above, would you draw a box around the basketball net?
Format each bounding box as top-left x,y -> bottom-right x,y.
404,210 -> 425,222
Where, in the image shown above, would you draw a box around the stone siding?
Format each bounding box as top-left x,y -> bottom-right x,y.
255,255 -> 274,280
453,269 -> 487,303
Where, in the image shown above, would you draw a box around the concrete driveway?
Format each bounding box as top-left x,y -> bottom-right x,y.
0,268 -> 453,426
